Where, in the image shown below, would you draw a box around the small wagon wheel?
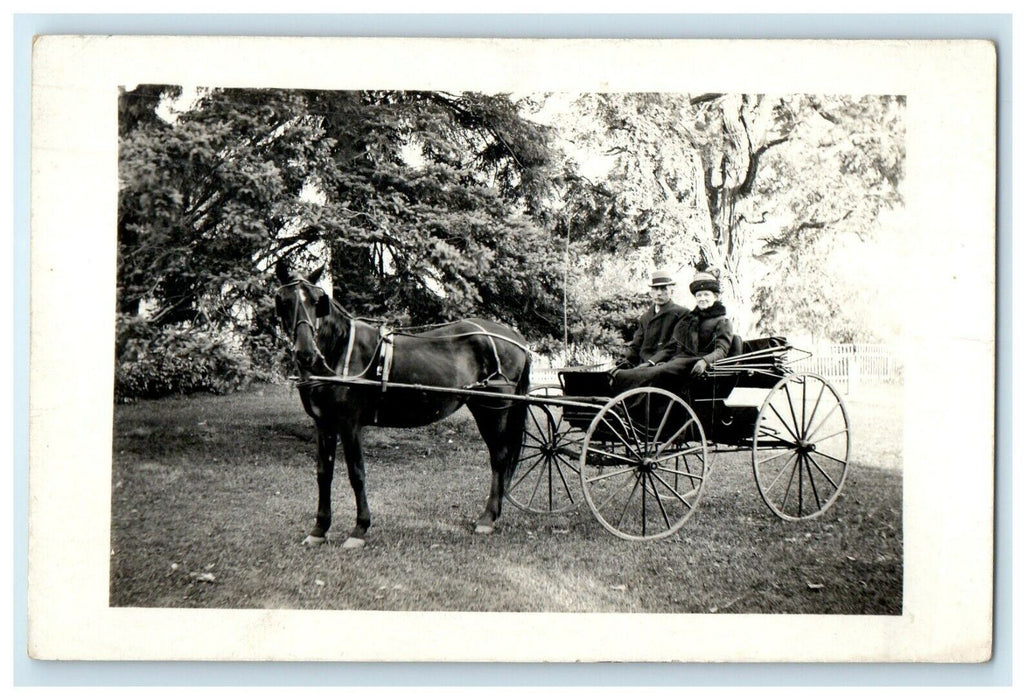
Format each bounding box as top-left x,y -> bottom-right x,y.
506,384 -> 582,515
752,372 -> 850,520
579,387 -> 708,541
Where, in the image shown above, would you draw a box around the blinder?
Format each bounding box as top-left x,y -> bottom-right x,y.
315,293 -> 331,318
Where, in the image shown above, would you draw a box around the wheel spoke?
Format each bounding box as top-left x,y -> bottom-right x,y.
593,471 -> 638,510
553,450 -> 581,476
650,401 -> 675,455
645,472 -> 672,531
757,424 -> 794,442
812,448 -> 848,466
779,455 -> 801,513
585,445 -> 639,466
654,420 -> 692,456
654,444 -> 705,464
584,464 -> 638,484
805,452 -> 845,488
552,455 -> 577,504
768,402 -> 801,441
526,453 -> 548,506
804,453 -> 823,511
618,401 -> 645,457
516,448 -> 546,463
600,414 -> 640,456
654,463 -> 703,485
764,450 -> 798,499
783,380 -> 803,438
529,409 -> 550,442
755,446 -> 795,465
509,453 -> 546,490
809,428 -> 848,445
804,405 -> 842,444
613,474 -> 642,530
653,472 -> 700,508
802,382 -> 828,437
554,435 -> 582,451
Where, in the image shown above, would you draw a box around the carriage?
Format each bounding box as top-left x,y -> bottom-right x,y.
274,264 -> 849,546
506,337 -> 851,541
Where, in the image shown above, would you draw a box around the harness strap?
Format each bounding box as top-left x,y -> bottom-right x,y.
378,327 -> 395,393
337,319 -> 357,377
464,321 -> 506,383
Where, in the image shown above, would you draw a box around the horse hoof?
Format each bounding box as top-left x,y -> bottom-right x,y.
302,535 -> 327,546
474,524 -> 494,535
342,537 -> 366,549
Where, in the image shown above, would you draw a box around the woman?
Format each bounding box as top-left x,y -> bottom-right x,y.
611,267 -> 733,396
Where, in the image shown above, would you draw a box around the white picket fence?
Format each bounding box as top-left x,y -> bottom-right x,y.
793,343 -> 902,386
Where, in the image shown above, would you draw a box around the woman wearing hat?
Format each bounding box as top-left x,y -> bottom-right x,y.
612,267 -> 733,395
617,269 -> 689,369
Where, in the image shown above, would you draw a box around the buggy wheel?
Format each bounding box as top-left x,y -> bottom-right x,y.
580,388 -> 708,541
506,385 -> 581,515
752,372 -> 850,520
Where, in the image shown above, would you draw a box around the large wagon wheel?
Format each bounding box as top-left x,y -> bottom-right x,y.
752,372 -> 850,520
579,387 -> 708,541
506,385 -> 581,515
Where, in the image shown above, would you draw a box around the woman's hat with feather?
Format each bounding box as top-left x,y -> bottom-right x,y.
689,264 -> 722,295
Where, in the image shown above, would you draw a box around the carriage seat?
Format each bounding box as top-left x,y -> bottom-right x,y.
728,334 -> 743,359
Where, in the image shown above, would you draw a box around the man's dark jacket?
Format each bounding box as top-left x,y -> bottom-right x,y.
623,301 -> 689,365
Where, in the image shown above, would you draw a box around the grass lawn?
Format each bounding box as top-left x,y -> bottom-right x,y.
111,381 -> 902,614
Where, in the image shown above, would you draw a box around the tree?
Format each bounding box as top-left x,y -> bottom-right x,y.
118,87 -> 569,344
538,92 -> 905,338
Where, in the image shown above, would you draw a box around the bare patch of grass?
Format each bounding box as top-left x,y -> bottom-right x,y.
111,382 -> 901,614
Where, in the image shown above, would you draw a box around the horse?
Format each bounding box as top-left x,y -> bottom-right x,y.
273,261 -> 532,549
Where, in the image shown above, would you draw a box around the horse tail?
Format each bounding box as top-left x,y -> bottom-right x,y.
502,351 -> 532,486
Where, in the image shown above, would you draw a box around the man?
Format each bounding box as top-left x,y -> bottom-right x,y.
618,269 -> 689,369
611,267 -> 733,395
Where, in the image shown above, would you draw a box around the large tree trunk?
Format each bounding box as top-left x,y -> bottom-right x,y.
702,95 -> 792,335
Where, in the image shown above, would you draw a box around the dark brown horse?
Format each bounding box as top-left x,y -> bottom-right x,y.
273,261 -> 531,548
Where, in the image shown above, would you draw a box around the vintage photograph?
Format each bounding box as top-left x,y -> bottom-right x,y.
28,37 -> 995,663
111,87 -> 903,614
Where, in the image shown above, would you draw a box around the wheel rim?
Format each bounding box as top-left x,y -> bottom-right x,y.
506,386 -> 581,514
752,372 -> 850,520
580,388 -> 707,541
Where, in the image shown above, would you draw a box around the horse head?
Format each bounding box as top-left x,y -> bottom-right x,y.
274,261 -> 334,375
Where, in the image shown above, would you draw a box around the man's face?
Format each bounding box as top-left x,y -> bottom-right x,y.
694,290 -> 717,310
649,285 -> 673,306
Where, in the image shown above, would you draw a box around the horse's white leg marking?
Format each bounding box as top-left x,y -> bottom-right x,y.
342,536 -> 366,549
302,534 -> 327,546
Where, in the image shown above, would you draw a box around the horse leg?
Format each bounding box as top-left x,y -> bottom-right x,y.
304,423 -> 338,546
469,398 -> 526,534
340,425 -> 371,549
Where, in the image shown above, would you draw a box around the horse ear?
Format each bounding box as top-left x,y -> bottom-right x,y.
315,294 -> 331,317
275,259 -> 291,284
307,265 -> 325,285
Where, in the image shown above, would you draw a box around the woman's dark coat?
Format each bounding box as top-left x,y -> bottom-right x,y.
656,302 -> 733,366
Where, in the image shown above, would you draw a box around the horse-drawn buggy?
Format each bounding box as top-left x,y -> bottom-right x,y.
507,338 -> 851,540
274,263 -> 849,546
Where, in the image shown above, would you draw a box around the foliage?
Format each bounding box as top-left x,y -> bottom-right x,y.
118,87 -> 571,396
114,315 -> 282,402
118,87 -> 906,396
537,93 -> 906,337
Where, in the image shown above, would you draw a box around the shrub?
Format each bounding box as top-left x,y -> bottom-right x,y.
114,315 -> 284,403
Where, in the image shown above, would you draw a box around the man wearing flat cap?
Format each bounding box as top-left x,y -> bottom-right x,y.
618,269 -> 689,369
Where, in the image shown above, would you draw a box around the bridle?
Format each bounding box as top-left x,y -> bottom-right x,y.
276,279 -> 330,371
